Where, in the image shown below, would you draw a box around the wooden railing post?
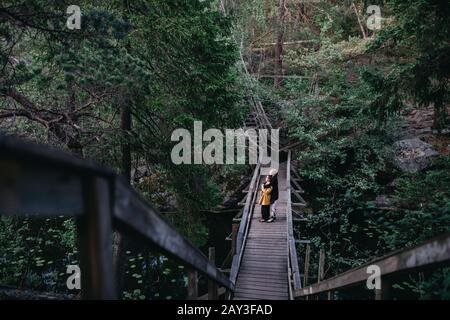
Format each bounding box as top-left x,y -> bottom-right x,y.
318,249 -> 325,283
208,247 -> 219,300
316,249 -> 325,300
375,277 -> 391,300
231,223 -> 239,255
187,269 -> 198,300
77,177 -> 116,299
304,244 -> 311,288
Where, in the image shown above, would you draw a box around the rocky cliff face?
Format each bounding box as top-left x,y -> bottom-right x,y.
393,107 -> 449,173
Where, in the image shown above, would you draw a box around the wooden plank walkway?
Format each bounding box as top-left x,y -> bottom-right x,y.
233,162 -> 289,300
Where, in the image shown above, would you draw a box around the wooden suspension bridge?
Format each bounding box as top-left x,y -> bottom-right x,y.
0,96 -> 449,300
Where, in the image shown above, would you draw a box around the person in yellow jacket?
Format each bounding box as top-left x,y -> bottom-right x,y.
259,175 -> 273,222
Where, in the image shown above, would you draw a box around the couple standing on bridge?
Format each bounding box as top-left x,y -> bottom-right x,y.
258,168 -> 279,223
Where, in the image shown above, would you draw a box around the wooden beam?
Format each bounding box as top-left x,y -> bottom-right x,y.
77,177 -> 116,299
0,135 -> 114,217
304,244 -> 311,288
375,278 -> 392,300
289,238 -> 302,290
292,191 -> 306,203
0,158 -> 84,217
318,249 -> 325,283
291,178 -> 305,195
187,269 -> 198,300
0,135 -> 115,178
287,151 -> 302,293
293,218 -> 308,223
296,232 -> 450,298
292,202 -> 307,208
292,210 -> 307,222
232,223 -> 239,255
208,247 -> 219,300
220,249 -> 233,269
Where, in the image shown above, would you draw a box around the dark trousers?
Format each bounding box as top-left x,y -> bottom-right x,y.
261,205 -> 270,220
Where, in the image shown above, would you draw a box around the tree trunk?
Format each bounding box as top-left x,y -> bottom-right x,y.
113,101 -> 132,297
351,1 -> 367,39
121,103 -> 132,181
274,0 -> 285,88
434,101 -> 448,133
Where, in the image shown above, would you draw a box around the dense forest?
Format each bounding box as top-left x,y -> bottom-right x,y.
0,0 -> 449,300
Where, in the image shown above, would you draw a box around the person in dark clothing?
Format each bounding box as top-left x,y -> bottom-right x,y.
259,175 -> 272,222
269,168 -> 279,221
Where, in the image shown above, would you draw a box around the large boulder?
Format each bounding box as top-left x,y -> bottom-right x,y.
374,195 -> 394,209
393,138 -> 439,172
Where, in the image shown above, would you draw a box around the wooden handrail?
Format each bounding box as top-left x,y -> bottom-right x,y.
296,232 -> 450,298
286,151 -> 302,299
229,163 -> 261,287
0,135 -> 233,299
251,96 -> 272,130
0,135 -> 116,178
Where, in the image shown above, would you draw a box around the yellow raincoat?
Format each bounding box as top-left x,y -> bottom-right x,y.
259,183 -> 272,206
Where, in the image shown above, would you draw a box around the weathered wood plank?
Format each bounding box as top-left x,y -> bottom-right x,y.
0,158 -> 84,216
237,276 -> 287,285
187,269 -> 198,300
235,288 -> 288,297
236,280 -> 288,290
297,232 -> 450,297
246,242 -> 284,249
236,279 -> 287,288
244,247 -> 287,254
235,290 -> 287,300
242,256 -> 288,263
243,252 -> 286,258
240,265 -> 287,273
235,290 -> 288,299
77,177 -> 116,299
208,247 -> 219,300
0,135 -> 115,178
242,254 -> 287,260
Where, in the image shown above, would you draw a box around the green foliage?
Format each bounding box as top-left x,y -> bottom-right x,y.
377,156 -> 450,251
360,67 -> 404,124
285,66 -> 395,271
121,251 -> 187,300
0,217 -> 77,292
370,0 -> 450,131
419,268 -> 450,300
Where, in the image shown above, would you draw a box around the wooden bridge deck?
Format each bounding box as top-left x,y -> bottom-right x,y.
233,162 -> 289,300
